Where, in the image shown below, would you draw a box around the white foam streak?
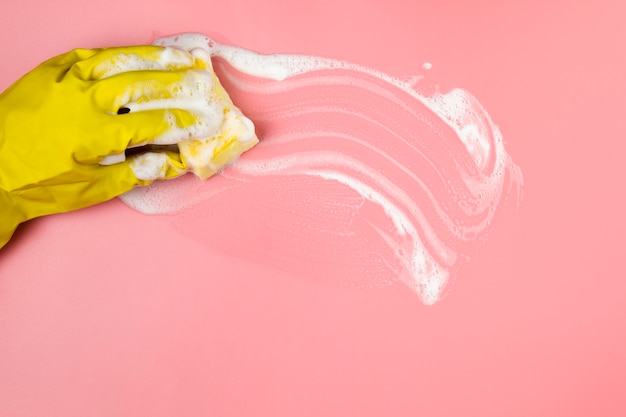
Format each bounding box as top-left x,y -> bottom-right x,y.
121,33 -> 524,305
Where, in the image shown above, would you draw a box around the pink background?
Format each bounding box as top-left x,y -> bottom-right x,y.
1,0 -> 625,416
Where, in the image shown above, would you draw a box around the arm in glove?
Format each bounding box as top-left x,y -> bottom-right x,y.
0,45 -> 216,249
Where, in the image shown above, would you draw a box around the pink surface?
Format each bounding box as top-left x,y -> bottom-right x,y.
1,1 -> 625,416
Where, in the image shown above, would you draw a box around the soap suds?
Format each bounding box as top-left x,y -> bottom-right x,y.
120,34 -> 523,305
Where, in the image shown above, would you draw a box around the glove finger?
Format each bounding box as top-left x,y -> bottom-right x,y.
72,45 -> 195,80
119,107 -> 211,147
75,107 -> 212,163
26,163 -> 147,214
81,153 -> 183,204
86,160 -> 151,202
93,68 -> 217,114
92,69 -> 188,112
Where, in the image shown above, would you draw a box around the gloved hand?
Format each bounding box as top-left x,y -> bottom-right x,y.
0,45 -> 217,248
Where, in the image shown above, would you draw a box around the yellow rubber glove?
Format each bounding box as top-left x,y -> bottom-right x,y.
0,45 -> 218,249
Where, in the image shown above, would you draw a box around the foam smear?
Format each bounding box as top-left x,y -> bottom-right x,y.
120,33 -> 523,305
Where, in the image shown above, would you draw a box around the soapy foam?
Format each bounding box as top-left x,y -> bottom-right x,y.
121,34 -> 523,305
129,152 -> 172,181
